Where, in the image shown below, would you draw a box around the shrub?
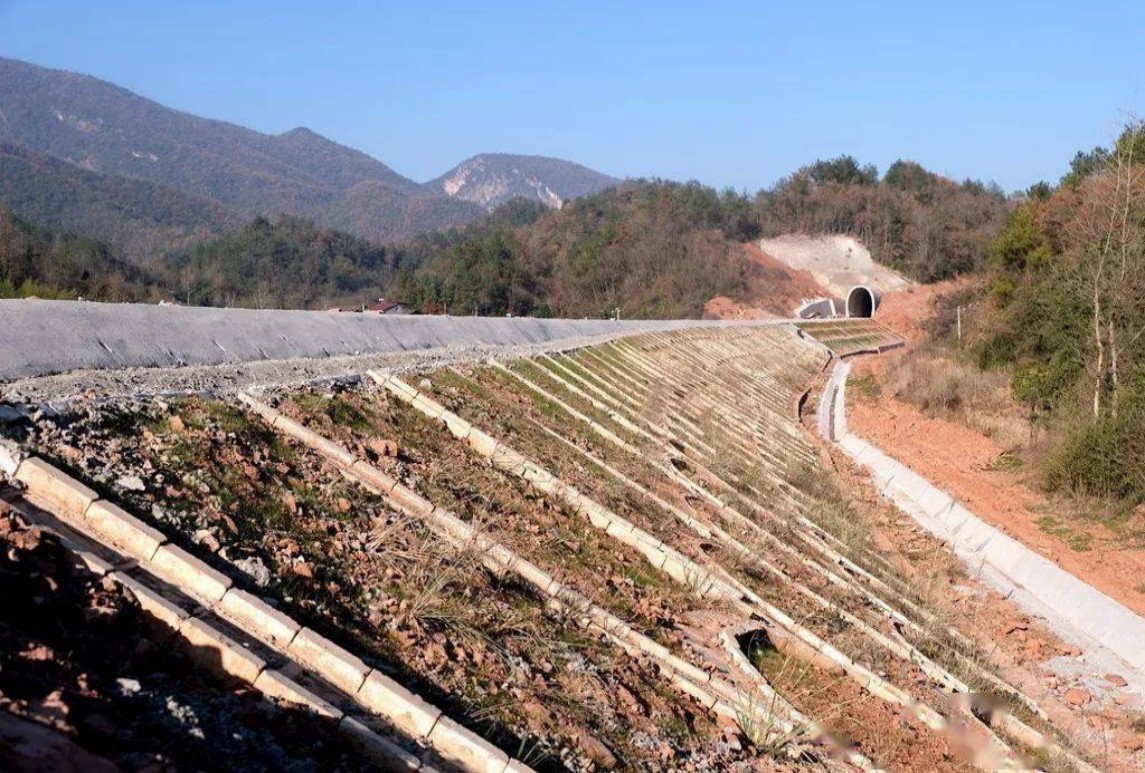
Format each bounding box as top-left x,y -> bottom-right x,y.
1044,408 -> 1145,505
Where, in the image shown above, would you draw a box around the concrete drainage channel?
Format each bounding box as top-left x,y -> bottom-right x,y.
0,447 -> 528,773
822,359 -> 1145,691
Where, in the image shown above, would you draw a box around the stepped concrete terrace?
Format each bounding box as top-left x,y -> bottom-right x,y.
0,300 -> 1138,771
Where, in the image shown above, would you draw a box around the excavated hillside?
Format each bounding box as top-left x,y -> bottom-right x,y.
1,316 -> 1141,771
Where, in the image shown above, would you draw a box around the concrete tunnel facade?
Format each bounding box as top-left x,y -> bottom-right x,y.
846,285 -> 880,318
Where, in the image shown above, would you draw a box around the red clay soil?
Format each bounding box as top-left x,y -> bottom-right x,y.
848,282 -> 1145,617
703,242 -> 831,319
847,378 -> 1145,618
868,279 -> 969,337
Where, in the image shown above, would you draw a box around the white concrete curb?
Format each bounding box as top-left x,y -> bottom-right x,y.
825,360 -> 1145,680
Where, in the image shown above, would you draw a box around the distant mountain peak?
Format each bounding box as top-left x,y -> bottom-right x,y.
0,57 -> 616,248
278,126 -> 323,140
427,153 -> 618,211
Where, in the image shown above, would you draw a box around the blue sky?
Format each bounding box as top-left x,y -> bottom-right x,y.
2,1 -> 1143,192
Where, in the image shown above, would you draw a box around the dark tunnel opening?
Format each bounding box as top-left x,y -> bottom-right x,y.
846,286 -> 875,318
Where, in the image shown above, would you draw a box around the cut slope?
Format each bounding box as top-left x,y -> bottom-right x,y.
759,234 -> 912,298
703,242 -> 834,319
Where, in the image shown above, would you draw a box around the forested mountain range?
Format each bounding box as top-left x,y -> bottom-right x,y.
0,152 -> 1013,317
0,204 -> 156,301
0,57 -> 617,255
0,58 -> 1018,320
0,142 -> 239,260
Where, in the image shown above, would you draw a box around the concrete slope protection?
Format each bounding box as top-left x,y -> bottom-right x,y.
825,359 -> 1145,682
0,299 -> 768,383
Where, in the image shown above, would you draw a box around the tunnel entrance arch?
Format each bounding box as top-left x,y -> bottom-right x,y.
846,285 -> 878,318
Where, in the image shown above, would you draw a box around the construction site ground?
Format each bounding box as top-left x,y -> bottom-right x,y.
0,303 -> 1142,771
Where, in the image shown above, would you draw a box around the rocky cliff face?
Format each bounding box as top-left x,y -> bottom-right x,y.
427,153 -> 617,210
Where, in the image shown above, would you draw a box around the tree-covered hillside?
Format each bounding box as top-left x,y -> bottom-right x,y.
0,142 -> 239,264
965,123 -> 1145,505
0,142 -> 1014,320
392,163 -> 1010,318
0,205 -> 155,301
392,181 -> 765,318
165,216 -> 405,309
755,155 -> 1010,282
0,58 -> 615,248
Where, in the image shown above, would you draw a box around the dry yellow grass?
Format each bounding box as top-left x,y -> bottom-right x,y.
881,345 -> 1030,451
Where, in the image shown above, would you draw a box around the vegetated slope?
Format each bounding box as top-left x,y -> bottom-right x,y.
0,57 -> 485,244
166,215 -> 402,308
328,179 -> 485,244
968,122 -> 1145,508
0,204 -> 159,301
425,153 -> 618,210
393,180 -> 771,318
756,156 -> 1010,282
161,200 -> 553,309
0,143 -> 239,263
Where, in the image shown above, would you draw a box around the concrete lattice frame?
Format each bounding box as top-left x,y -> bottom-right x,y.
0,446 -> 519,773
373,367 -> 1035,770
513,328 -> 1096,770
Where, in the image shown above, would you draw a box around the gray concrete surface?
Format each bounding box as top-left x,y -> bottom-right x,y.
0,300 -> 764,385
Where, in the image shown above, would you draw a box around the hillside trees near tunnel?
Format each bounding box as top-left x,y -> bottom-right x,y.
754,156 -> 1009,282
394,165 -> 1010,320
397,182 -> 767,319
976,121 -> 1145,505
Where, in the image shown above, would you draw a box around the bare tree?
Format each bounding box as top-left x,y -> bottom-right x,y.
1065,120 -> 1145,419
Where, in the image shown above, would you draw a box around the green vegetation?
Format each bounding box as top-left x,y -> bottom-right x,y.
0,57 -> 489,248
757,156 -> 1008,281
395,181 -> 762,317
0,142 -> 239,264
398,159 -> 1009,317
166,215 -> 399,308
965,121 -> 1145,509
0,58 -> 1015,313
0,204 -> 155,301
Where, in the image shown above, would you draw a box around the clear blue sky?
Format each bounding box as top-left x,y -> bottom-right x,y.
2,1 -> 1142,193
